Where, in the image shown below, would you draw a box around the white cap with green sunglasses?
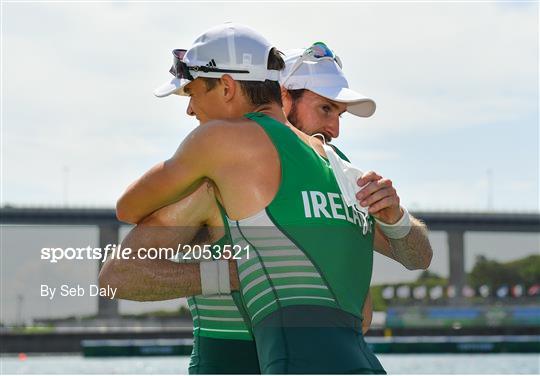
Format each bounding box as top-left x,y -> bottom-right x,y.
280,42 -> 376,118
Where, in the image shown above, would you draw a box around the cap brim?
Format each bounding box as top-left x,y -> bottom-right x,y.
153,77 -> 191,98
310,86 -> 376,117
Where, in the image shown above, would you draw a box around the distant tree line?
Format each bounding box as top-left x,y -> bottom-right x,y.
371,254 -> 540,311
468,254 -> 539,288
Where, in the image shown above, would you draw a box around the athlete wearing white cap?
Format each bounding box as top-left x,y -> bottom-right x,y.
102,24 -> 432,373
281,43 -> 375,119
105,22 -> 280,374
279,43 -> 374,144
278,43 -> 433,271
154,23 -> 279,98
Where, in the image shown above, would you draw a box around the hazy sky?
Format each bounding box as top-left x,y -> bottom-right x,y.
2,1 -> 538,211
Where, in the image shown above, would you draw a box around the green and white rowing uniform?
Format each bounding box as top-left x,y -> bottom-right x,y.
226,113 -> 386,374
181,209 -> 260,374
187,282 -> 260,373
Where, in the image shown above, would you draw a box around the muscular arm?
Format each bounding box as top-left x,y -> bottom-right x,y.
115,122 -> 226,224
373,215 -> 433,270
356,171 -> 433,270
99,182 -> 239,300
99,248 -> 205,301
101,251 -> 239,301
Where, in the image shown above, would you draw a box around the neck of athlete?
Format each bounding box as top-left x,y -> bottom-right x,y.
243,102 -> 289,125
246,101 -> 322,152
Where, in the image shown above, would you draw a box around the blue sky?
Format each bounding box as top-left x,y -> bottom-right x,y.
2,1 -> 538,212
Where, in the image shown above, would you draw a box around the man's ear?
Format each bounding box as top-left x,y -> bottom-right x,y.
220,74 -> 237,103
281,87 -> 292,115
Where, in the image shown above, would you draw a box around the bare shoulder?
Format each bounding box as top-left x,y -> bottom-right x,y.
195,118 -> 267,139
189,118 -> 275,158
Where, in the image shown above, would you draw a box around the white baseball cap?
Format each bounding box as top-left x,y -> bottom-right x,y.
154,23 -> 280,98
280,44 -> 376,117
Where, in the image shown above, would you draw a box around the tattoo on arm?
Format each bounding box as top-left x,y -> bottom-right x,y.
387,217 -> 433,270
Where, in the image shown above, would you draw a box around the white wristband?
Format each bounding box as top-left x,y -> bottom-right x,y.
200,260 -> 230,295
374,206 -> 412,239
218,260 -> 231,294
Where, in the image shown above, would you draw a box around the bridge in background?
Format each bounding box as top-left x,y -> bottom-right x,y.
1,207 -> 539,318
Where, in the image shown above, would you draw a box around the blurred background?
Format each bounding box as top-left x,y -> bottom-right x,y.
1,1 -> 538,374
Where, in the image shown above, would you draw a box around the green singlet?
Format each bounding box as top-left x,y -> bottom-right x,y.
185,209 -> 260,374
225,113 -> 386,374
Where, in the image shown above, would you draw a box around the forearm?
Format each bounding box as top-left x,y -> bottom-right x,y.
361,292 -> 373,335
99,257 -> 203,301
100,207 -> 205,300
117,165 -> 204,224
386,217 -> 433,270
99,252 -> 240,301
99,225 -> 239,300
107,181 -> 236,301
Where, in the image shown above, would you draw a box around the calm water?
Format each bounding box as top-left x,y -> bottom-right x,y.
1,354 -> 539,374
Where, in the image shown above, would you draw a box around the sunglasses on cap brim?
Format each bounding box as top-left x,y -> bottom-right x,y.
281,42 -> 343,86
169,49 -> 251,81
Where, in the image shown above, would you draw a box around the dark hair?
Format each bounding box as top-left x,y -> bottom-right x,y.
287,89 -> 307,104
201,47 -> 285,107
